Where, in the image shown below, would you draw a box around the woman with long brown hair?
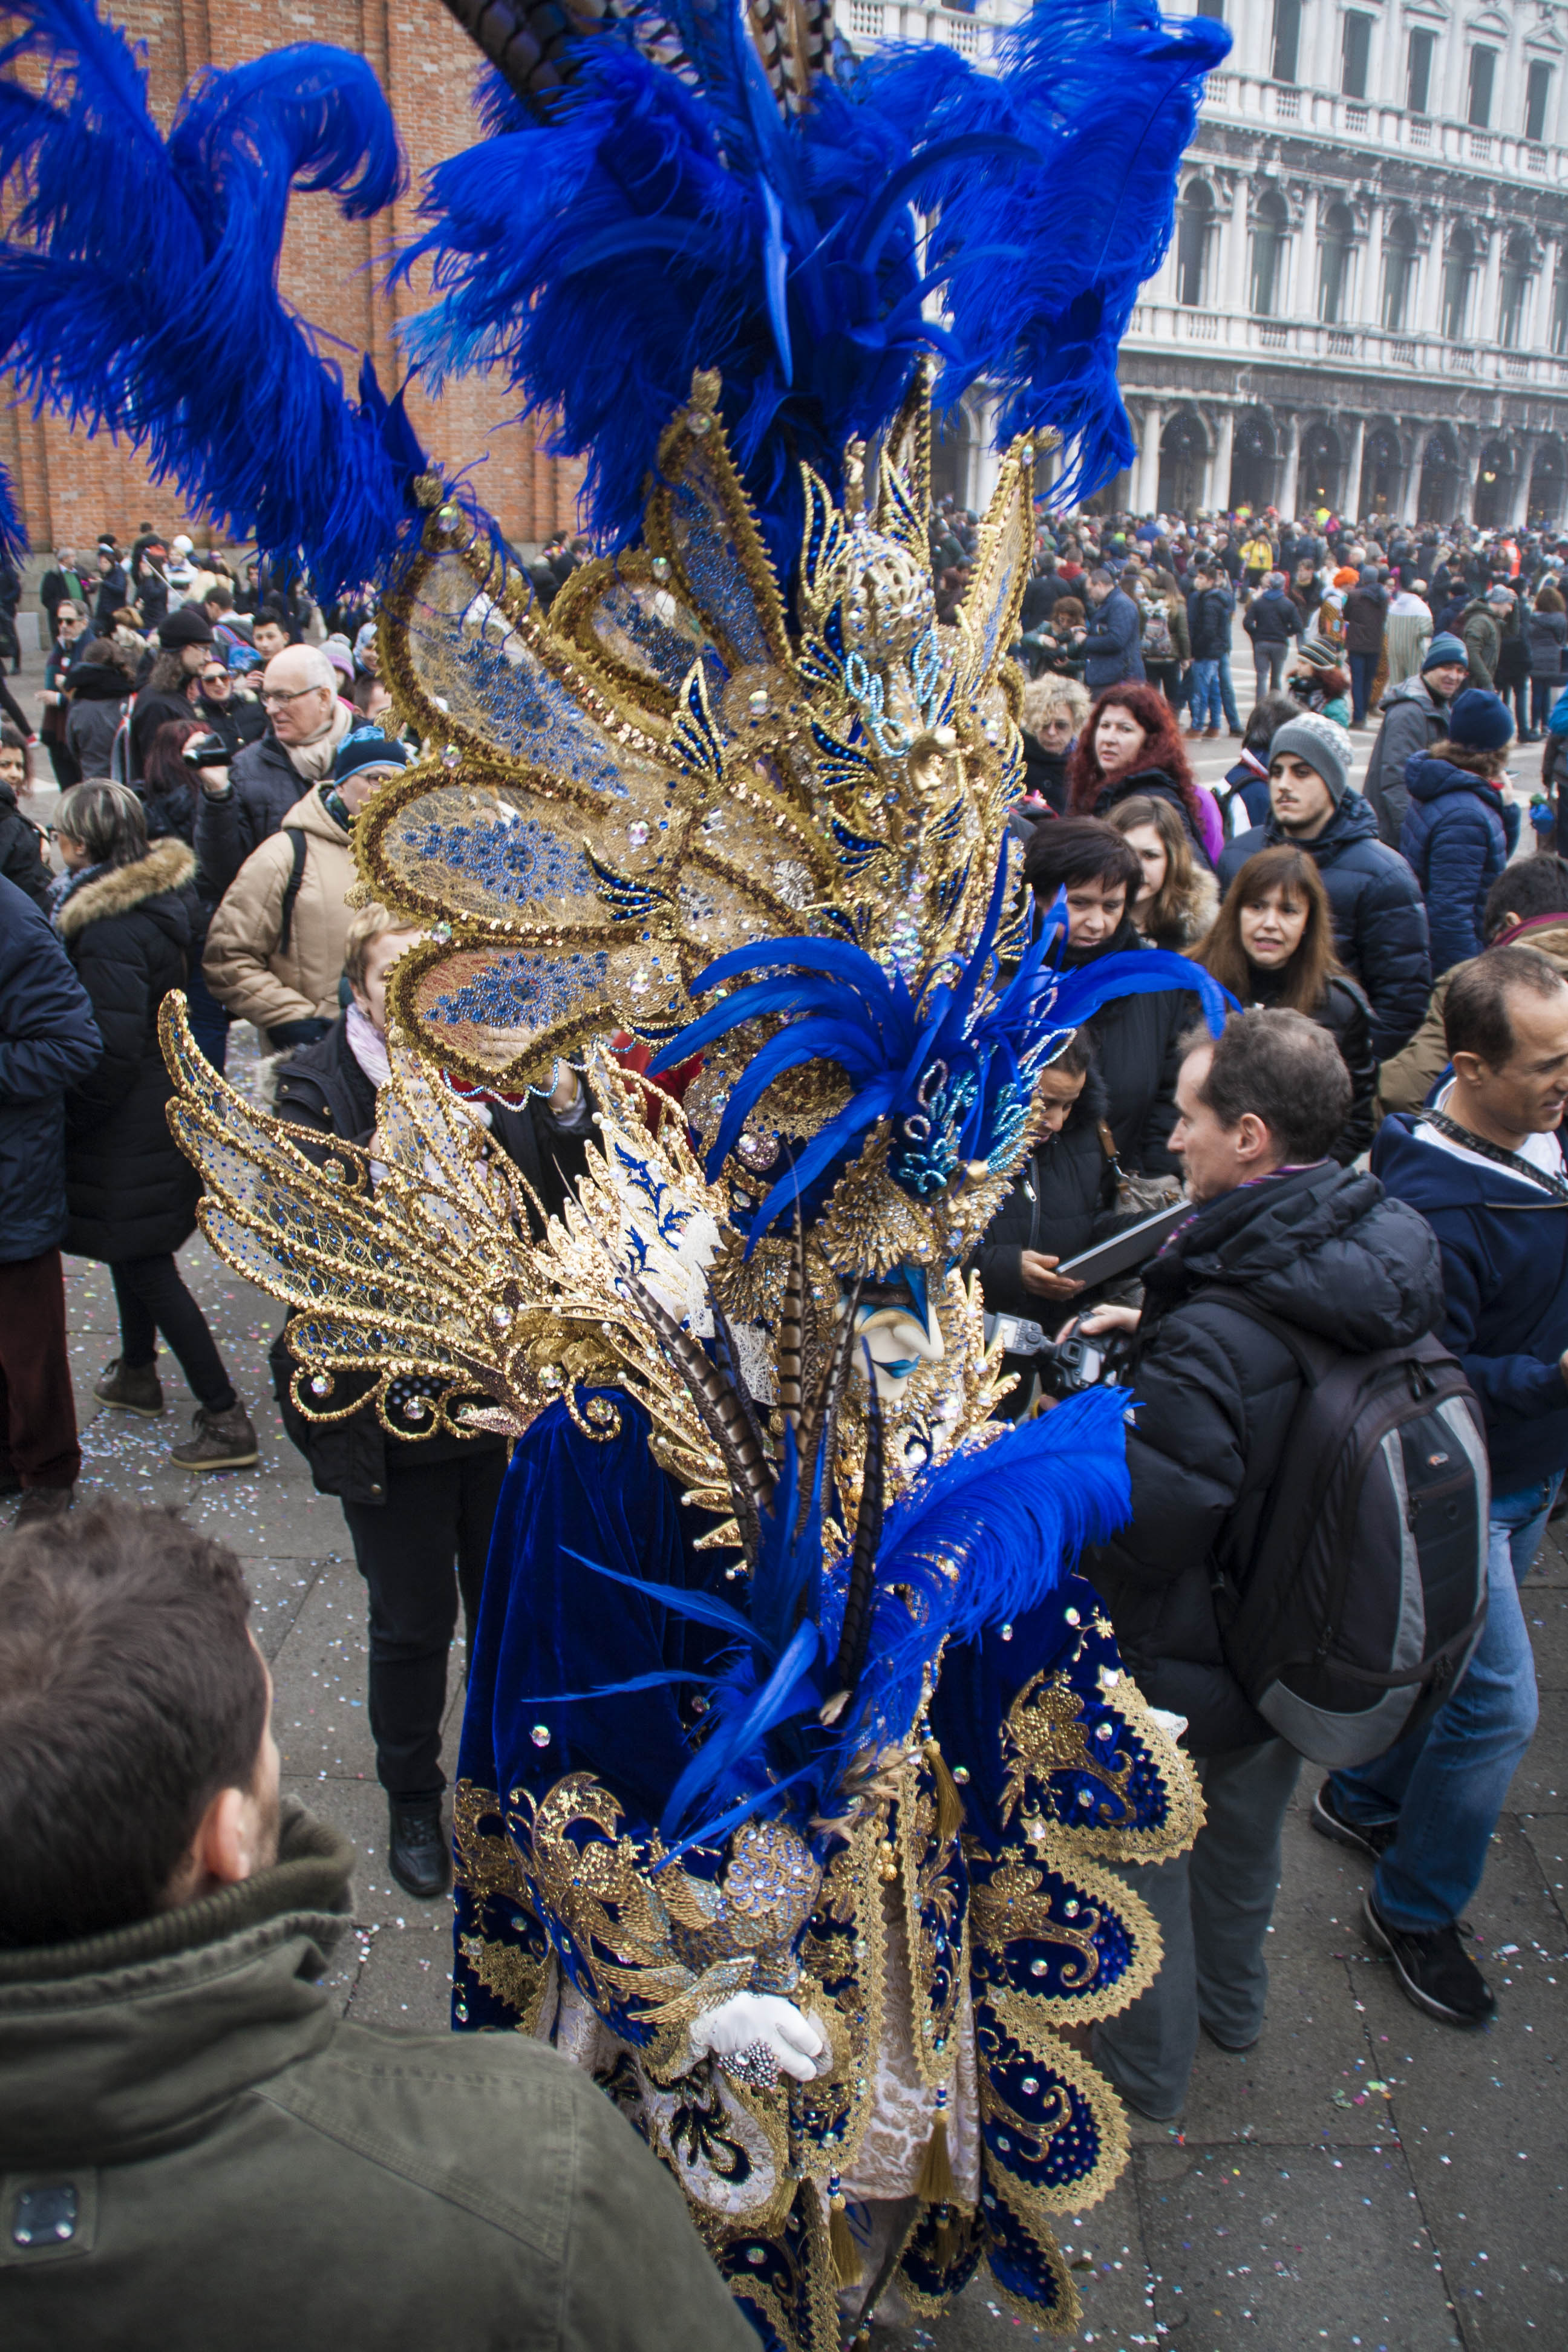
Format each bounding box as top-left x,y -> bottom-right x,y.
1065,679 -> 1223,868
1107,792 -> 1217,950
1192,841 -> 1375,1162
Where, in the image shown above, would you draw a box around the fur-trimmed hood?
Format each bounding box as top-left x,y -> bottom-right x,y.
56,838 -> 196,940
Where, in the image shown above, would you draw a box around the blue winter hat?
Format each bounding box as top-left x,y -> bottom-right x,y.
1421,632 -> 1468,674
333,725 -> 413,783
1446,688 -> 1514,753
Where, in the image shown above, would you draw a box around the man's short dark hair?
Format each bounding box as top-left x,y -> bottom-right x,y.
1484,854 -> 1568,939
1023,815 -> 1142,901
201,581 -> 234,614
253,602 -> 286,630
1182,1007 -> 1351,1162
0,1503 -> 267,1949
1445,945 -> 1568,1069
1086,566 -> 1115,587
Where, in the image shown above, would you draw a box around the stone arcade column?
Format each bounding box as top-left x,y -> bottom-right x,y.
1207,408 -> 1236,513
1276,413 -> 1302,517
971,396 -> 1001,514
1135,403 -> 1165,513
1478,224 -> 1503,348
1364,201 -> 1386,341
1345,416 -> 1368,520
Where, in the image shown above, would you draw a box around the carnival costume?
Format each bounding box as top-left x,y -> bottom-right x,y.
0,1 -> 1229,2341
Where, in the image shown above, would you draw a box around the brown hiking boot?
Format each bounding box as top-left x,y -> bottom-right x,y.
94,1356 -> 165,1417
171,1402 -> 259,1472
11,1486 -> 73,1527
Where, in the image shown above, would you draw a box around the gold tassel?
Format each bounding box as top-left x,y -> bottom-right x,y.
829,2200 -> 862,2287
933,2207 -> 964,2267
913,2113 -> 955,2208
925,1740 -> 965,1846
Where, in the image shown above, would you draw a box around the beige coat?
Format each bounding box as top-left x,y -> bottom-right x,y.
203,783 -> 354,1034
1377,916 -> 1568,1113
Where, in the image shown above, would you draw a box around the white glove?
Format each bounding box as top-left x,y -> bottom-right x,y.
690,1991 -> 828,2083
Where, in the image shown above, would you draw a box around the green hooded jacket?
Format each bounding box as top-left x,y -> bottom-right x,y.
0,1803 -> 754,2352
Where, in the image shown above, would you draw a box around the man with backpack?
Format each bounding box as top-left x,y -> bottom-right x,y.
1317,947 -> 1568,2025
1068,1008 -> 1444,2120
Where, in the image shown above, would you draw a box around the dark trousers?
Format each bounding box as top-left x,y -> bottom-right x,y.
1531,676 -> 1559,731
44,732 -> 81,791
0,1250 -> 80,1489
1347,648 -> 1377,723
1503,677 -> 1530,736
183,964 -> 231,1075
1145,659 -> 1182,707
109,1253 -> 235,1412
341,1447 -> 507,1806
1093,1738 -> 1302,2118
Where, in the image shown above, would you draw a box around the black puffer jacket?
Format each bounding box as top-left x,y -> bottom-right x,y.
270,1020 -> 598,1504
192,730 -> 307,900
56,840 -> 202,1259
1085,1161 -> 1443,1754
0,875 -> 102,1262
1218,792 -> 1432,1059
0,782 -> 48,907
1062,916 -> 1200,1176
195,690 -> 268,757
1020,730 -> 1070,814
972,1065 -> 1130,1417
1089,763 -> 1213,871
975,1067 -> 1117,1319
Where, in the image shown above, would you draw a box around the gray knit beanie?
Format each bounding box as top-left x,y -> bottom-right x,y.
1269,712 -> 1351,805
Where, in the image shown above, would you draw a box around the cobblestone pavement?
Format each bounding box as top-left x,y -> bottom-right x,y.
54,1194 -> 1567,2352
19,630 -> 1566,2351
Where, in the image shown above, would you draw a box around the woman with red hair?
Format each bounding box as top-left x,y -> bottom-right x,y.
1065,681 -> 1223,867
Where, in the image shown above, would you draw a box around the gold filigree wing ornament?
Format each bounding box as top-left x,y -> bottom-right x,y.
360,376 -> 1042,1153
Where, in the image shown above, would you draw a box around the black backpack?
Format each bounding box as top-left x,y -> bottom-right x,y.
1194,1292 -> 1490,1769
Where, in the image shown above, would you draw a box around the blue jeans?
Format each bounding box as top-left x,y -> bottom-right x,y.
1327,1475 -> 1557,1932
1217,652 -> 1240,729
1188,659 -> 1221,727
1348,648 -> 1377,724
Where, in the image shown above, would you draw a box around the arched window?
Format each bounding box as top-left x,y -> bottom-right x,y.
1176,181 -> 1215,309
1443,224 -> 1476,342
1498,229 -> 1535,350
1382,213 -> 1419,332
1251,189 -> 1289,319
1319,201 -> 1354,325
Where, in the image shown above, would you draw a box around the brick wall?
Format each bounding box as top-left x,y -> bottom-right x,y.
0,1 -> 584,562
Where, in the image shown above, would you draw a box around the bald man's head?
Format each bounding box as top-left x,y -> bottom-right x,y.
261,644 -> 339,746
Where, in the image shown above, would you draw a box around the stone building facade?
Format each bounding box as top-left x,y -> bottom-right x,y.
0,1 -> 583,558
1117,0 -> 1568,526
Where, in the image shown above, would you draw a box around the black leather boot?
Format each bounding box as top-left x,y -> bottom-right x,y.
388,1798 -> 450,1900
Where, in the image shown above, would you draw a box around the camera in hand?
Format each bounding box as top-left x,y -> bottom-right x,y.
986,1314 -> 1137,1394
181,730 -> 234,768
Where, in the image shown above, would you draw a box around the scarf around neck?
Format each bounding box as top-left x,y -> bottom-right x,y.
285,695 -> 353,783
345,1001 -> 391,1092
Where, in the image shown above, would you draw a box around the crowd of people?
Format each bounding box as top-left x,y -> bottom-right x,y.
984,495 -> 1568,773
2,497 -> 1566,2334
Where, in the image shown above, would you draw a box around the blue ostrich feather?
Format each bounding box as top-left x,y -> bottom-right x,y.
555,1383 -> 1134,1852
398,0 -> 1227,573
0,463 -> 27,566
652,863 -> 1233,1248
857,0 -> 1229,504
0,3 -> 442,599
